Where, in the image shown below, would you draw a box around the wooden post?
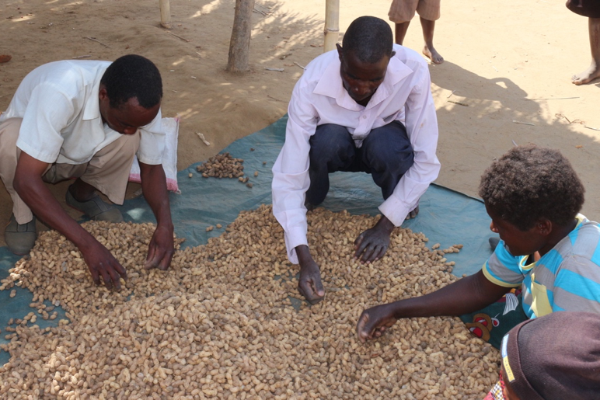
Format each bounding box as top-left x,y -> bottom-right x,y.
323,0 -> 340,52
226,0 -> 256,72
159,0 -> 171,29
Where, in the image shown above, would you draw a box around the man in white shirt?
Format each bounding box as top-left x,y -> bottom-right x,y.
272,16 -> 440,304
0,55 -> 175,290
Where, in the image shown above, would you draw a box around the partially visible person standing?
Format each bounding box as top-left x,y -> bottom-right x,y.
568,0 -> 600,85
389,0 -> 443,64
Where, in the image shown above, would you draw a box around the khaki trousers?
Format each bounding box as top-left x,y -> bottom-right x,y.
388,0 -> 441,23
0,118 -> 141,224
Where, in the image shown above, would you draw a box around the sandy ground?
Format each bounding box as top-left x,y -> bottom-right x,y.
1,0 -> 599,248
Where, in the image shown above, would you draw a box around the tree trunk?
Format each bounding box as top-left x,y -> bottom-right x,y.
323,0 -> 340,52
226,0 -> 255,72
159,0 -> 171,29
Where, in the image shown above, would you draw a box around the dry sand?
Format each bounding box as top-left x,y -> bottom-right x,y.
1,0 -> 599,247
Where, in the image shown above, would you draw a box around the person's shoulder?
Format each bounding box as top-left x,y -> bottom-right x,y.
24,60 -> 110,89
391,44 -> 429,72
301,50 -> 339,82
32,59 -> 110,75
563,215 -> 600,261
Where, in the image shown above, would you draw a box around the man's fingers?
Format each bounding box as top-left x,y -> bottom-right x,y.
90,268 -> 101,286
145,244 -> 159,269
100,267 -> 113,290
354,233 -> 365,250
354,238 -> 369,259
157,249 -> 174,271
356,313 -> 373,342
361,245 -> 377,263
109,266 -> 121,291
312,272 -> 325,297
373,246 -> 387,262
114,261 -> 127,280
299,279 -> 324,305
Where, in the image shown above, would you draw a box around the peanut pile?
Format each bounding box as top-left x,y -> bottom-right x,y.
0,206 -> 500,399
196,153 -> 244,179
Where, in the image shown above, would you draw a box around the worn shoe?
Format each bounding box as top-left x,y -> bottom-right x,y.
5,214 -> 37,255
66,188 -> 123,223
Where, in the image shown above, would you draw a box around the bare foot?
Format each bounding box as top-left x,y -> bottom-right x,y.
572,61 -> 600,85
423,45 -> 444,64
405,205 -> 419,220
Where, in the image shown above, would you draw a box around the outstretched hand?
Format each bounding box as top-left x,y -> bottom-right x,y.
81,242 -> 127,290
354,216 -> 395,263
145,224 -> 175,271
356,303 -> 397,343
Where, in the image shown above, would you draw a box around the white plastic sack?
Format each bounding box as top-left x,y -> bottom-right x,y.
129,116 -> 180,193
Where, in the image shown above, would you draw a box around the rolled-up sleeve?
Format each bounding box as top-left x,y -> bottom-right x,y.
379,66 -> 440,226
272,82 -> 317,264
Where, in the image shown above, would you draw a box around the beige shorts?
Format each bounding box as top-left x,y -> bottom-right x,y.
0,118 -> 141,224
389,0 -> 441,23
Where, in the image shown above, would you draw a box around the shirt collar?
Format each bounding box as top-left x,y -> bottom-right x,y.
312,54 -> 414,110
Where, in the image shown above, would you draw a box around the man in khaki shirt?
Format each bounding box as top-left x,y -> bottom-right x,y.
0,55 -> 175,290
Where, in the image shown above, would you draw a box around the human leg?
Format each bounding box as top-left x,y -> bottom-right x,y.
0,118 -> 35,224
359,121 -> 414,201
395,22 -> 411,45
0,118 -> 37,254
416,0 -> 443,64
50,132 -> 141,221
306,124 -> 356,207
420,18 -> 444,64
572,17 -> 600,85
389,0 -> 418,44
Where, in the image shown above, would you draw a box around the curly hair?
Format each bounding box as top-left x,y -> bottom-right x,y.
479,145 -> 585,230
341,16 -> 394,64
100,54 -> 162,109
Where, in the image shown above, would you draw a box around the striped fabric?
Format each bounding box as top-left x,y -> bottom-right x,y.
482,215 -> 600,319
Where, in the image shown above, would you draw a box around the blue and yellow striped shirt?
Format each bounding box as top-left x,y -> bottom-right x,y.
483,215 -> 600,319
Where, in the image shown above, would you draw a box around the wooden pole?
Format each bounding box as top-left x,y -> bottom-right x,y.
159,0 -> 171,29
226,0 -> 256,72
323,0 -> 340,52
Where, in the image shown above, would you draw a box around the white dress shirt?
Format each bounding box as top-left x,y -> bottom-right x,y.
272,44 -> 440,264
0,60 -> 165,166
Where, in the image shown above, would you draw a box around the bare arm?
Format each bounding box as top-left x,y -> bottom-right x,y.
14,152 -> 126,289
357,270 -> 512,342
139,162 -> 174,270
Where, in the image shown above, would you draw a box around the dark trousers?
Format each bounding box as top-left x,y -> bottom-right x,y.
306,121 -> 414,205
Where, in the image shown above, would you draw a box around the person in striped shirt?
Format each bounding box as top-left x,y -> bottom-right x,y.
357,145 -> 600,347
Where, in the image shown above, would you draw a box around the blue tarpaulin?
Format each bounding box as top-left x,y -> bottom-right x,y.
0,115 -> 495,364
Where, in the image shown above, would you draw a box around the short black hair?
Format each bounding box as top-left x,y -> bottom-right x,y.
341,16 -> 393,63
100,54 -> 163,109
479,145 -> 585,230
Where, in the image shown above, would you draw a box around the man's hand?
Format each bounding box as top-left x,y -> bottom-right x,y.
145,224 -> 175,270
298,259 -> 325,304
296,245 -> 325,304
139,162 -> 175,271
14,152 -> 127,290
354,215 -> 395,263
356,303 -> 397,342
81,241 -> 127,290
